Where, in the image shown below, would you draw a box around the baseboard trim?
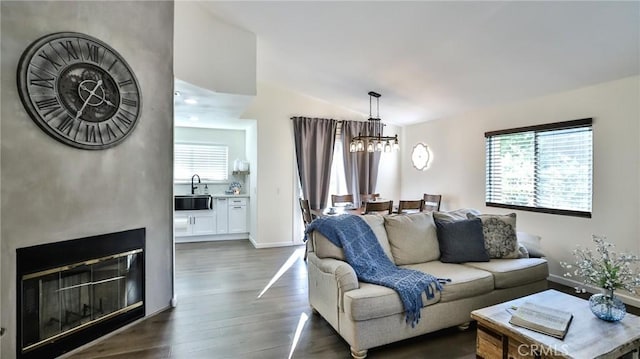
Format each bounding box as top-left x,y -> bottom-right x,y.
249,239 -> 297,248
548,274 -> 640,308
175,233 -> 248,243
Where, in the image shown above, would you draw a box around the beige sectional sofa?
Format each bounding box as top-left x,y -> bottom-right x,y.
306,210 -> 548,358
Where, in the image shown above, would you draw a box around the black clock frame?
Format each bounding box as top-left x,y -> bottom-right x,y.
17,32 -> 142,150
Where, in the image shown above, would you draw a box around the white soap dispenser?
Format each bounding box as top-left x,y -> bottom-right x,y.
203,184 -> 209,195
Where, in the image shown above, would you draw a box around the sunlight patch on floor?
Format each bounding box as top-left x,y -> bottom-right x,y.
288,312 -> 309,359
257,247 -> 306,299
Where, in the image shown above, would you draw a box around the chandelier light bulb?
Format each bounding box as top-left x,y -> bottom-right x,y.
384,141 -> 392,153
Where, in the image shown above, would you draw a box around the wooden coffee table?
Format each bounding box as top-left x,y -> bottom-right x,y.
471,289 -> 640,358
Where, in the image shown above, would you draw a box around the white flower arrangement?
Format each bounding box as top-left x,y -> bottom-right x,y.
561,235 -> 640,294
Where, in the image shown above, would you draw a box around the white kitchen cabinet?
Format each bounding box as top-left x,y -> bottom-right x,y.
216,198 -> 229,234
174,212 -> 191,237
191,213 -> 215,235
176,197 -> 249,239
228,197 -> 248,233
174,210 -> 216,236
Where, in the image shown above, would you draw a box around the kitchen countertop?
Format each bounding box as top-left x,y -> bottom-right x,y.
174,194 -> 249,198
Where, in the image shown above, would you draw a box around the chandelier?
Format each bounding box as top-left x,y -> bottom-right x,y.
349,91 -> 399,153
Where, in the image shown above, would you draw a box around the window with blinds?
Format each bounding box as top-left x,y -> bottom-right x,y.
485,118 -> 593,217
174,143 -> 229,182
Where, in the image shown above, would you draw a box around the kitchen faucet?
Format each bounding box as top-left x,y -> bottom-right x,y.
191,174 -> 201,195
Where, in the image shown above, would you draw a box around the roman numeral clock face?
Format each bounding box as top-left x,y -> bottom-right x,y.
17,32 -> 142,150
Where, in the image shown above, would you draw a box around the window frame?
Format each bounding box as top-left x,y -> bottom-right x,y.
485,118 -> 593,218
174,141 -> 229,183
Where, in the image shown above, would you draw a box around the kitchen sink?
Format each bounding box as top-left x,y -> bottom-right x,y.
175,195 -> 212,210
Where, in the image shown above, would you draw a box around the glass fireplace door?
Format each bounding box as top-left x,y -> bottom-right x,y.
21,249 -> 143,352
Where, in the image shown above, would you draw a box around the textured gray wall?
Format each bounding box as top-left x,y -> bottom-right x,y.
0,1 -> 174,357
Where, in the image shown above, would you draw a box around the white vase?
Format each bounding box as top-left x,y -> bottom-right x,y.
239,160 -> 249,171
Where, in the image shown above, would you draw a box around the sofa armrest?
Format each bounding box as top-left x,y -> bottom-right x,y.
307,252 -> 359,326
308,252 -> 359,293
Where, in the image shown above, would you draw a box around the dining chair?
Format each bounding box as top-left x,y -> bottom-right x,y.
359,193 -> 380,206
364,200 -> 393,215
397,199 -> 425,214
331,194 -> 354,207
299,198 -> 316,261
423,194 -> 442,212
298,198 -> 314,228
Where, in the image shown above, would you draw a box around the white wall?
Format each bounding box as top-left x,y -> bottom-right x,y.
246,121 -> 259,243
401,76 -> 640,296
1,1 -> 174,357
243,82 -> 401,247
174,1 -> 256,96
173,127 -> 247,195
377,123 -> 401,202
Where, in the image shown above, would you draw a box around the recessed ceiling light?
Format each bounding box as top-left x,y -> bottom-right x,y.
184,98 -> 198,105
174,90 -> 181,96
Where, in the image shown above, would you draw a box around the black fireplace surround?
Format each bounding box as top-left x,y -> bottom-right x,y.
16,228 -> 145,359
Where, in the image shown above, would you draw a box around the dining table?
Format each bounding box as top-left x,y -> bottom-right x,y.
310,205 -> 366,218
311,200 -> 405,218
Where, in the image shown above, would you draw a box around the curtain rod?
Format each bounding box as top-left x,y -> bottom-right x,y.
290,117 -> 337,120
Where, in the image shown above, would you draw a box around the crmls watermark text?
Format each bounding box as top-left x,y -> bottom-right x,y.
518,343 -> 569,356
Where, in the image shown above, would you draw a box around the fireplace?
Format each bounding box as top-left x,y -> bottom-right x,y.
16,228 -> 145,359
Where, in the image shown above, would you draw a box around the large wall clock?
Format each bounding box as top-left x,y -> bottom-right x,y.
17,32 -> 142,150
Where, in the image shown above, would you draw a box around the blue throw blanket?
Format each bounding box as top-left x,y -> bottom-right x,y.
305,214 -> 445,326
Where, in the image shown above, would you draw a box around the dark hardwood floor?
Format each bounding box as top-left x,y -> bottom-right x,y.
68,240 -> 638,359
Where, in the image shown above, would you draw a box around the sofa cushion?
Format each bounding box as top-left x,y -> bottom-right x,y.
384,213 -> 439,265
434,218 -> 490,263
433,208 -> 480,223
467,213 -> 519,259
402,262 -> 494,303
313,215 -> 394,262
464,258 -> 548,289
343,282 -> 441,321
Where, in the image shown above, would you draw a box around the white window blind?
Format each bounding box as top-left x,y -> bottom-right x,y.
485,119 -> 592,217
174,143 -> 229,182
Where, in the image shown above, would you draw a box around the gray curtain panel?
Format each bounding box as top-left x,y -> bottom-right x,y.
341,120 -> 382,206
292,117 -> 338,209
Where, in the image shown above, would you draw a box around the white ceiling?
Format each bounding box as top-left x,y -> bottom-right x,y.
184,1 -> 639,127
174,79 -> 255,129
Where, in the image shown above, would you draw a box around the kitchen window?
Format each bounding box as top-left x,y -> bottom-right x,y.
175,143 -> 229,182
485,118 -> 593,218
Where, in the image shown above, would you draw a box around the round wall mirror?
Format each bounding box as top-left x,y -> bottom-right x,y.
411,143 -> 432,171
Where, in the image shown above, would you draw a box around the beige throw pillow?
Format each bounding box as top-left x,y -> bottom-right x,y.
467,213 -> 519,259
517,231 -> 545,258
313,214 -> 395,263
384,212 -> 440,265
362,215 -> 394,262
